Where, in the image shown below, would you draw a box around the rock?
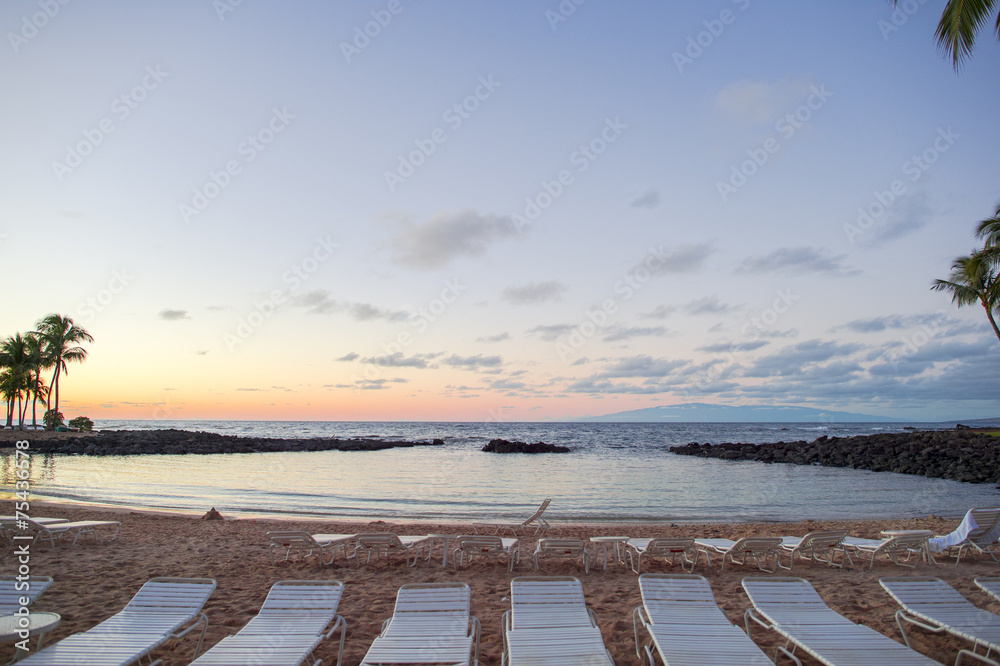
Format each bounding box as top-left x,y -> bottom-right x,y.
481,439 -> 570,454
202,507 -> 224,520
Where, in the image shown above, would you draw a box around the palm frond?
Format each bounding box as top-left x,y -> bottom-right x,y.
935,0 -> 998,67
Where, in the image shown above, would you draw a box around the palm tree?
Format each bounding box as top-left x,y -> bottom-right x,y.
24,331 -> 49,428
893,0 -> 1000,68
975,203 -> 1000,262
0,334 -> 31,429
36,314 -> 93,423
931,250 -> 1000,342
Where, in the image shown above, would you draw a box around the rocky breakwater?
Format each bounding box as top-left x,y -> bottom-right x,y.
482,438 -> 570,453
669,430 -> 1000,484
21,429 -> 447,456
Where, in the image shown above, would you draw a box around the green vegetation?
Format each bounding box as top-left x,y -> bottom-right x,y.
894,0 -> 1000,67
68,415 -> 94,432
1,314 -> 93,430
932,203 -> 1000,343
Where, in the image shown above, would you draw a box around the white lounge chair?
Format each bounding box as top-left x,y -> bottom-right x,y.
473,499 -> 551,536
0,516 -> 68,525
694,537 -> 783,573
18,577 -> 217,665
502,576 -> 612,665
12,518 -> 121,547
633,573 -> 771,665
977,577 -> 1000,604
452,535 -> 520,571
0,575 -> 53,615
928,508 -> 1000,564
532,538 -> 590,574
777,530 -> 851,570
268,531 -> 354,565
352,533 -> 430,566
360,582 -> 480,665
881,576 -> 1000,666
625,537 -> 704,574
842,532 -> 931,569
743,576 -> 940,665
191,579 -> 346,666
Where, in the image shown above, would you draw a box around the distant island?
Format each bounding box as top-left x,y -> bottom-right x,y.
579,402 -> 907,423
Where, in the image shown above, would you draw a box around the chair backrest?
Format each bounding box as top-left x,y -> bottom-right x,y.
509,576 -> 592,629
0,575 -> 53,614
743,577 -> 832,619
391,583 -> 471,632
355,533 -> 405,551
730,537 -> 783,555
642,538 -> 695,557
268,531 -> 320,549
638,573 -> 717,622
521,499 -> 551,526
880,576 -> 972,613
121,577 -> 217,616
796,530 -> 848,550
259,580 -> 344,613
537,538 -> 586,555
975,577 -> 1000,603
969,508 -> 1000,544
455,535 -> 505,554
879,533 -> 932,553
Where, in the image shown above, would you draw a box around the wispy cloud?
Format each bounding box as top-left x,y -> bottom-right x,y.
442,354 -> 503,370
477,332 -> 510,343
527,324 -> 575,341
629,186 -> 660,209
159,309 -> 190,321
715,78 -> 814,124
389,209 -> 519,269
292,291 -> 409,321
735,247 -> 858,276
501,281 -> 567,305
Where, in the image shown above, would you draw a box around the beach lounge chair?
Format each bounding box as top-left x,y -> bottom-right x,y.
0,575 -> 53,616
743,576 -> 941,665
881,576 -> 1000,665
633,573 -> 771,665
625,537 -> 703,574
777,530 -> 851,570
452,535 -> 520,571
502,576 -> 613,665
360,582 -> 480,665
191,579 -> 346,666
694,537 -> 783,573
473,499 -> 551,537
842,532 -> 931,569
928,507 -> 1000,564
17,576 -> 217,666
532,538 -> 590,574
267,530 -> 354,565
977,577 -> 1000,604
11,517 -> 121,548
353,533 -> 430,566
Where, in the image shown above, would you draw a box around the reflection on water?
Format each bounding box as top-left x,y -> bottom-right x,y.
7,420 -> 997,522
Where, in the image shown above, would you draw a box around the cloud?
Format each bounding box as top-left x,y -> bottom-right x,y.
477,332 -> 510,343
697,340 -> 770,353
159,309 -> 190,321
336,352 -> 360,362
360,353 -> 437,368
601,325 -> 669,342
236,388 -> 260,391
442,354 -> 503,370
390,209 -> 519,269
527,324 -> 575,341
629,187 -> 660,209
633,243 -> 713,275
205,305 -> 228,312
715,78 -> 814,124
743,339 -> 865,378
501,281 -> 567,305
641,304 -> 677,319
831,313 -> 950,334
684,296 -> 737,315
292,291 -> 409,321
735,247 -> 858,276
595,355 -> 689,379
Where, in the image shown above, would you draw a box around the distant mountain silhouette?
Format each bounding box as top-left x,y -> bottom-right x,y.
578,402 -> 906,423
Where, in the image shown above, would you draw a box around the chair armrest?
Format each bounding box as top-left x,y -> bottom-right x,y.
324,614 -> 345,640
171,613 -> 208,640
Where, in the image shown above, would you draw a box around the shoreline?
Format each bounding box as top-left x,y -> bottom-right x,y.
3,503 -> 996,665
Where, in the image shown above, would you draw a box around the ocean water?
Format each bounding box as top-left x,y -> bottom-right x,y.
7,420 -> 999,523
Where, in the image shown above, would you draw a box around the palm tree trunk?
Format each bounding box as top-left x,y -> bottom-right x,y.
4,398 -> 12,428
985,303 -> 1000,343
52,364 -> 60,415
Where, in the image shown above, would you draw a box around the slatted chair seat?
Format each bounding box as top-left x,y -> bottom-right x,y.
777,530 -> 851,570
842,532 -> 931,569
695,537 -> 783,573
353,533 -> 430,567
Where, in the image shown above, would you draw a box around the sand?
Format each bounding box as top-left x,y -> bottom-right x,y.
3,503 -> 998,665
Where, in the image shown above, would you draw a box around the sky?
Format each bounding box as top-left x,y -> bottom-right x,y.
2,1 -> 999,423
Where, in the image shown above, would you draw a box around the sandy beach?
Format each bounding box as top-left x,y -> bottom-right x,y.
3,503 -> 998,665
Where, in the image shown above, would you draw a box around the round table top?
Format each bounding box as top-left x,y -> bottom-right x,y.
0,612 -> 61,642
